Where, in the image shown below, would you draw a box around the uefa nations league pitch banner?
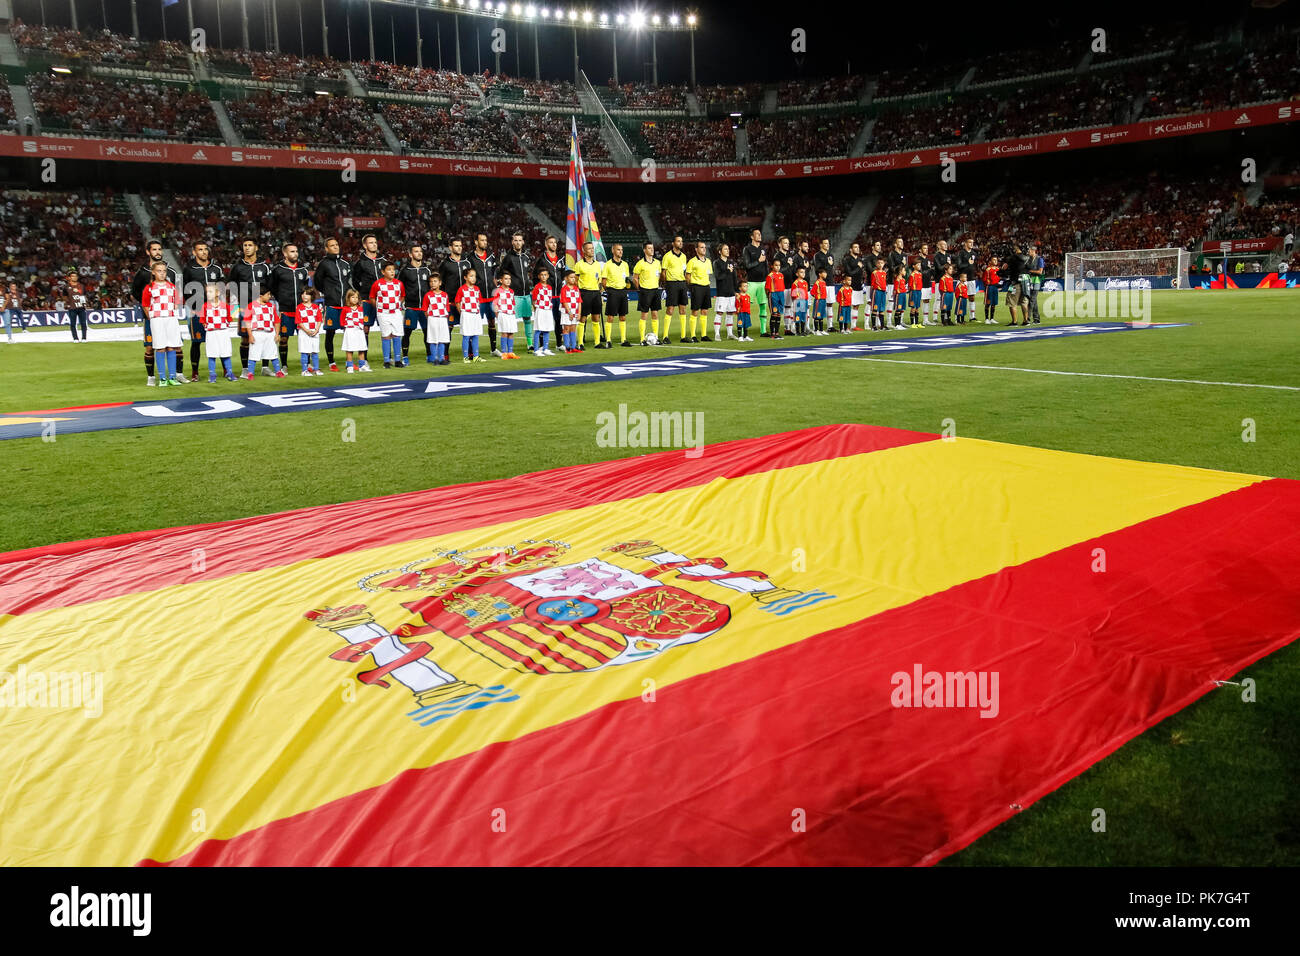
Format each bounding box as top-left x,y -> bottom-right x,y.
1,424 -> 1297,866
0,322 -> 1186,440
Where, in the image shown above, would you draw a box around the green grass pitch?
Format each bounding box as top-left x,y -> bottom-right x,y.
1,289 -> 1296,865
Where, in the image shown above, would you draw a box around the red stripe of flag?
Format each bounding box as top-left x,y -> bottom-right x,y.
145,478 -> 1300,867
0,424 -> 935,616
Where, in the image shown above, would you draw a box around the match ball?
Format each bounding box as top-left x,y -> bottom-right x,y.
1086,269 -> 1096,277
645,332 -> 658,345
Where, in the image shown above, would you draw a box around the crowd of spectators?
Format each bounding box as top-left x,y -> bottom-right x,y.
12,21 -> 189,69
27,73 -> 221,140
986,73 -> 1138,139
771,197 -> 856,245
650,199 -> 765,245
483,75 -> 579,108
640,118 -> 736,163
969,43 -> 1077,84
382,102 -> 519,156
872,63 -> 953,100
206,48 -> 346,81
776,74 -> 864,107
698,83 -> 763,107
603,81 -> 687,111
0,189 -> 139,309
352,61 -> 478,98
0,85 -> 16,133
869,97 -> 997,152
1137,38 -> 1300,118
227,92 -> 386,149
960,179 -> 1131,267
592,201 -> 647,238
855,193 -> 978,258
1221,188 -> 1299,241
510,112 -> 611,161
1091,172 -> 1235,251
746,113 -> 863,161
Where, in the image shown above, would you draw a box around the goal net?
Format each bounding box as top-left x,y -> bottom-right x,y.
1064,248 -> 1190,291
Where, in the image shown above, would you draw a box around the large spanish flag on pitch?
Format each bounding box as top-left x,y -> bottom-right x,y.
1,425 -> 1298,866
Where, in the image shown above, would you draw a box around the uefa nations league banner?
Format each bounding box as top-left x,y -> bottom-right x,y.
19,308 -> 139,328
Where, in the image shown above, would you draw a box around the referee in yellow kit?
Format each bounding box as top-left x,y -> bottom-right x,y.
685,241 -> 714,343
601,242 -> 632,348
661,234 -> 689,346
574,241 -> 605,350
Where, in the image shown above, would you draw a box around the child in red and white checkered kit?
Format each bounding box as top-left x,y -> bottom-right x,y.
201,282 -> 236,382
294,287 -> 324,376
369,261 -> 405,368
455,267 -> 484,363
530,266 -> 556,356
421,273 -> 451,366
243,288 -> 286,379
340,288 -> 369,373
559,271 -> 582,353
492,276 -> 518,360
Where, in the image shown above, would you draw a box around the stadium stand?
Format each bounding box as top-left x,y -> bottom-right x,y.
352,61 -> 478,98
639,118 -> 736,163
0,189 -> 140,309
12,22 -> 190,69
776,75 -> 864,107
381,102 -> 521,157
26,73 -> 221,141
746,113 -> 863,161
225,91 -> 386,149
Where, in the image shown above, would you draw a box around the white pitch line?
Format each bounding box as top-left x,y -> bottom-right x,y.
847,357 -> 1300,391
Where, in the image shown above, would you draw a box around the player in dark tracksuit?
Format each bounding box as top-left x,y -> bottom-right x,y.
398,246 -> 434,364
181,242 -> 225,378
313,237 -> 351,370
130,240 -> 178,382
352,235 -> 387,364
439,240 -> 472,332
499,233 -> 532,350
228,239 -> 273,373
267,244 -> 311,369
470,237 -> 499,354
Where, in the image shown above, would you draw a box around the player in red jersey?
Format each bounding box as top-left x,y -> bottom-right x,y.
981,257 -> 1001,324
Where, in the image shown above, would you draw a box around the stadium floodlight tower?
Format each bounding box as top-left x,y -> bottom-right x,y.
1064,248 -> 1191,291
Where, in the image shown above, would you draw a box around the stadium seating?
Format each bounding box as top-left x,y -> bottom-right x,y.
12,22 -> 190,69
600,81 -> 688,112
381,102 -> 521,157
745,113 -> 863,161
1092,172 -> 1236,252
869,97 -> 999,152
639,118 -> 736,163
352,61 -> 478,98
509,112 -> 611,162
482,75 -> 580,109
27,73 -> 221,141
0,85 -> 15,133
0,189 -> 141,309
225,91 -> 386,149
776,75 -> 864,107
206,48 -> 346,81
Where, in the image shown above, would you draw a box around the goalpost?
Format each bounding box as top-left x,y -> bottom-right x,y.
1063,248 -> 1191,291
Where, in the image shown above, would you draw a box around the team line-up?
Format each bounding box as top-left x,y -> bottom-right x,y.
129,228 -> 1047,386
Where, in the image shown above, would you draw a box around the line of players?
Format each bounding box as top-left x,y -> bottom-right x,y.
127,228 -> 1045,385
